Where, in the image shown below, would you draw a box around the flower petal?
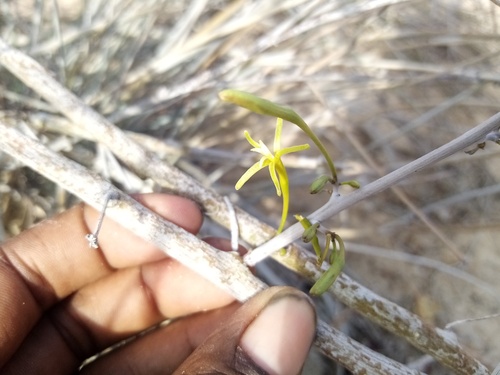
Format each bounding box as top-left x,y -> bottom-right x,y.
268,162 -> 282,196
275,161 -> 290,233
249,140 -> 272,158
235,160 -> 266,190
259,157 -> 272,168
274,118 -> 283,152
276,143 -> 310,157
259,140 -> 272,155
244,130 -> 260,148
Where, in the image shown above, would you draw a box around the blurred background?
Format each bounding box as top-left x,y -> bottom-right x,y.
1,0 -> 499,373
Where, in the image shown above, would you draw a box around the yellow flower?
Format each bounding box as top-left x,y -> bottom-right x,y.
236,118 -> 310,233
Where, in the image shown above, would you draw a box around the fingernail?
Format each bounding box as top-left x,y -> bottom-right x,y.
240,292 -> 316,375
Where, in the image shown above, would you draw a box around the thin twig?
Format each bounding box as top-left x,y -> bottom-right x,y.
345,242 -> 498,298
224,196 -> 240,252
343,122 -> 467,261
445,313 -> 500,330
389,182 -> 500,227
246,111 -> 500,263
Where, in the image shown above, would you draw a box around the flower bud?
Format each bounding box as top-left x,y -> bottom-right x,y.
310,175 -> 333,194
301,222 -> 320,243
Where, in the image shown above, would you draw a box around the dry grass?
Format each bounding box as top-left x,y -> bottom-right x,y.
1,0 -> 500,373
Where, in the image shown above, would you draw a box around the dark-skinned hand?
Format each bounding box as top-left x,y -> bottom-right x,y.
0,193 -> 316,374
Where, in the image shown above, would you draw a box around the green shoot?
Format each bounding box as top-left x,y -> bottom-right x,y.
295,214 -> 322,258
296,214 -> 346,296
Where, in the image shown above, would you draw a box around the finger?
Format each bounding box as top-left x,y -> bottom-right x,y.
175,286 -> 316,375
0,194 -> 202,367
3,193 -> 203,305
141,237 -> 237,317
79,303 -> 241,375
74,287 -> 315,375
2,237 -> 237,374
58,237 -> 236,346
90,194 -> 202,268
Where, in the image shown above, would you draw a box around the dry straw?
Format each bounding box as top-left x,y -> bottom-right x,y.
0,36 -> 494,374
1,0 -> 499,373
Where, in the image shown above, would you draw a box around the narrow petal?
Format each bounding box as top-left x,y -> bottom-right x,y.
235,160 -> 266,190
276,143 -> 310,157
275,161 -> 290,233
250,140 -> 272,157
259,157 -> 272,168
274,118 -> 283,152
268,162 -> 282,196
244,130 -> 261,148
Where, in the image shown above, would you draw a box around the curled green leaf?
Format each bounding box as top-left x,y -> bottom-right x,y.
301,222 -> 320,243
309,233 -> 346,296
295,214 -> 322,259
340,180 -> 361,189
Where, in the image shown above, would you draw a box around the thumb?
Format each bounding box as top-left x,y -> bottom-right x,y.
174,286 -> 316,375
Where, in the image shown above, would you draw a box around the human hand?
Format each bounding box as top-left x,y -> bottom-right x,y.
0,193 -> 316,374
